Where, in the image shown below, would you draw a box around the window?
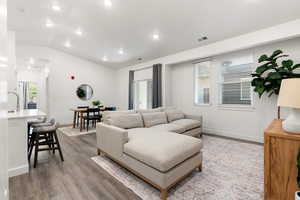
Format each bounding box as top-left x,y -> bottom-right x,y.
219,54 -> 253,105
134,79 -> 152,109
194,61 -> 211,105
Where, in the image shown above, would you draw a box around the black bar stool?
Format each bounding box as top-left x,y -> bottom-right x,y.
28,119 -> 64,168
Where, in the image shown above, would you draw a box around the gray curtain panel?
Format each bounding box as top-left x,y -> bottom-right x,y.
152,64 -> 162,108
128,70 -> 135,110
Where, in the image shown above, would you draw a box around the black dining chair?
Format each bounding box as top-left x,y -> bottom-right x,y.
82,108 -> 102,131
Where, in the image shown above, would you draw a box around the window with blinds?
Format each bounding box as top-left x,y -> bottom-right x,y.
194,61 -> 211,105
220,55 -> 253,105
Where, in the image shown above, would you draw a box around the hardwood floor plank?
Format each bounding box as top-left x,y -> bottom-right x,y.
9,132 -> 141,200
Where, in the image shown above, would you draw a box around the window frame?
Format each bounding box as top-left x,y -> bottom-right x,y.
218,55 -> 255,110
193,60 -> 212,106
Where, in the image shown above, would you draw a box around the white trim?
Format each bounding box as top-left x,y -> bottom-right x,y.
8,164 -> 29,177
203,127 -> 263,143
217,104 -> 256,112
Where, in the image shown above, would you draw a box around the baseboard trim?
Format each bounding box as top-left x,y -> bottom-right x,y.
8,164 -> 29,177
203,127 -> 263,144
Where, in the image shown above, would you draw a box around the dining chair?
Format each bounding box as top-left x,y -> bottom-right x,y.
82,108 -> 101,131
76,106 -> 89,127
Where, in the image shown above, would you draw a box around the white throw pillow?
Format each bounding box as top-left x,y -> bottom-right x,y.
165,109 -> 185,122
108,113 -> 144,129
141,112 -> 168,127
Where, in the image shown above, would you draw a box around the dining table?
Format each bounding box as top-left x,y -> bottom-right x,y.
70,107 -> 105,132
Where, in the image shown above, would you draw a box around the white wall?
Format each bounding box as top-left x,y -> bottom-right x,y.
16,45 -> 117,124
170,38 -> 300,142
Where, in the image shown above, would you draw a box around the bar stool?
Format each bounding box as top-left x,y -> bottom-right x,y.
28,119 -> 64,168
27,117 -> 47,150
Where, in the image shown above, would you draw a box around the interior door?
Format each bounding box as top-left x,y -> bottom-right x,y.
0,0 -> 9,198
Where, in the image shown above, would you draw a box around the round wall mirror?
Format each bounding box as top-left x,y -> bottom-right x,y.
76,84 -> 93,101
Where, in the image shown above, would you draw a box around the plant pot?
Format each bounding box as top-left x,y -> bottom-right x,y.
295,191 -> 300,200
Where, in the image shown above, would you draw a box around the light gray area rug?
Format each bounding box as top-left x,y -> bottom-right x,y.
92,135 -> 263,200
58,126 -> 96,137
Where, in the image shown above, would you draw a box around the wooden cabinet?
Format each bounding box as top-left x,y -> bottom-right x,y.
264,119 -> 300,200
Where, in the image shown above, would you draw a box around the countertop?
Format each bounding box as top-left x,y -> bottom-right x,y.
8,109 -> 46,120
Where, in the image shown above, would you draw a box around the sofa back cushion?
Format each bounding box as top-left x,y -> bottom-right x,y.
102,110 -> 136,124
165,109 -> 185,122
108,113 -> 144,129
141,112 -> 168,127
136,107 -> 163,113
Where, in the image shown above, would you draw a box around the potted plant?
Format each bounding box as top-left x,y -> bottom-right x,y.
92,100 -> 101,107
251,50 -> 300,118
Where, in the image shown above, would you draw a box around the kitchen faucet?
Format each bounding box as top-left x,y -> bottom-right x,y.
8,91 -> 20,112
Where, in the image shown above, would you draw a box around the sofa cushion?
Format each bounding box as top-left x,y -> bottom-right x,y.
171,119 -> 201,131
141,112 -> 168,128
150,123 -> 185,134
125,128 -> 202,172
108,113 -> 144,129
103,110 -> 136,125
136,108 -> 163,113
165,109 -> 185,122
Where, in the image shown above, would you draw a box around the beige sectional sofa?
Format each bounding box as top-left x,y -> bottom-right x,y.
96,107 -> 203,200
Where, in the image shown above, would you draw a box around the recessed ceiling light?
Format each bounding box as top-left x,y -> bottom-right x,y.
118,48 -> 124,55
104,0 -> 112,8
45,19 -> 54,28
75,28 -> 83,36
52,4 -> 61,11
102,56 -> 108,62
64,41 -> 71,48
44,67 -> 50,74
0,63 -> 7,68
152,33 -> 160,40
0,56 -> 8,62
29,57 -> 35,65
27,65 -> 32,70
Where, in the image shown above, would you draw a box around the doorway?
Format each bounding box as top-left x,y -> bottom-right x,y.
134,79 -> 152,110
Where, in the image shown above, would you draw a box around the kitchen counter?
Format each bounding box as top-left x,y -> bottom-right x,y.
8,109 -> 46,177
8,109 -> 46,120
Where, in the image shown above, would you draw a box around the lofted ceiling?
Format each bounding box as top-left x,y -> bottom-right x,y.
8,0 -> 300,68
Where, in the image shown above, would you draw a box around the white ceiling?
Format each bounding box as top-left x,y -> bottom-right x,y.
8,0 -> 300,68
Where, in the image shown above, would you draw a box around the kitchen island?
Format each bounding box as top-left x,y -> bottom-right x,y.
8,109 -> 46,177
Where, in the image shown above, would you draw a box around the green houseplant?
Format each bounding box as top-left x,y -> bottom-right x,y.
92,100 -> 101,107
251,50 -> 300,118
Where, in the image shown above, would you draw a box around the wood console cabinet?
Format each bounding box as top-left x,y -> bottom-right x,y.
264,119 -> 300,200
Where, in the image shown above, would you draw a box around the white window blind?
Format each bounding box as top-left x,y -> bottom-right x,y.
194,61 -> 211,105
220,55 -> 253,105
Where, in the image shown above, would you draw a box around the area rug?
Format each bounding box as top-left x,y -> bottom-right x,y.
58,126 -> 95,137
92,135 -> 263,200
